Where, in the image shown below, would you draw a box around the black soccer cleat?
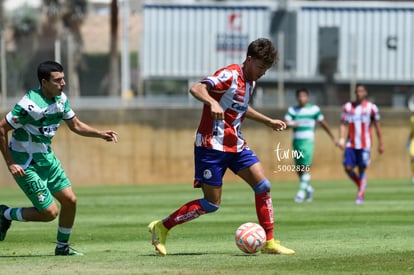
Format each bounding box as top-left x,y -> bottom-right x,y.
0,205 -> 11,241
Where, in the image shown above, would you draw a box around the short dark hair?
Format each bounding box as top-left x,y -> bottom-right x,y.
296,87 -> 309,97
37,61 -> 64,85
246,38 -> 278,67
355,83 -> 366,90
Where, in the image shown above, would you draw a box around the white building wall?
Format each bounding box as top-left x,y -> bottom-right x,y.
142,1 -> 414,83
295,1 -> 414,82
142,3 -> 271,78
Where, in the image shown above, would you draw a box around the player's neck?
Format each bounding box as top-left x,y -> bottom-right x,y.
41,88 -> 55,100
241,63 -> 252,82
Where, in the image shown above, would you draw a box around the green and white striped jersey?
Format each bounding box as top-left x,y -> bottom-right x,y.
284,103 -> 324,141
5,88 -> 75,168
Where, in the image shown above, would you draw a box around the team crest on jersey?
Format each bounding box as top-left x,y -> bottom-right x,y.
36,192 -> 46,202
203,169 -> 213,180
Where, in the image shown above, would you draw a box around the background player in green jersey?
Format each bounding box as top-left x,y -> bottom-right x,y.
285,88 -> 336,202
0,61 -> 118,256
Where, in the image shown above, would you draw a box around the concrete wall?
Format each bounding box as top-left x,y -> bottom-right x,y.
0,107 -> 410,186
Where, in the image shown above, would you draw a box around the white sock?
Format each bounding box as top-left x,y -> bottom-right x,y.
3,208 -> 12,220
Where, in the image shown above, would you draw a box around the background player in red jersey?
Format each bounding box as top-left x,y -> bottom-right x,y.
148,38 -> 295,255
338,84 -> 384,204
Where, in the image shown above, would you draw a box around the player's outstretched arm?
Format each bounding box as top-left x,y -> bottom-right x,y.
65,116 -> 118,143
319,119 -> 337,145
245,106 -> 286,131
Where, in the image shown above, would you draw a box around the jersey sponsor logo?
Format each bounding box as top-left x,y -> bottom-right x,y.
231,102 -> 247,112
345,115 -> 371,123
39,125 -> 58,136
174,210 -> 201,223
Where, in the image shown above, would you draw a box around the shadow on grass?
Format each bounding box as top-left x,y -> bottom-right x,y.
0,254 -> 53,258
144,252 -> 205,256
144,252 -> 260,257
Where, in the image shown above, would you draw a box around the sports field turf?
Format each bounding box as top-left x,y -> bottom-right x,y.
0,179 -> 413,274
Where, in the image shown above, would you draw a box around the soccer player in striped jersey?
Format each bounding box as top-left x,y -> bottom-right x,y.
148,38 -> 295,255
338,84 -> 384,204
285,88 -> 336,203
0,61 -> 118,255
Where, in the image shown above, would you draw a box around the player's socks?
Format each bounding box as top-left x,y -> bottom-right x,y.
346,170 -> 360,186
306,185 -> 314,202
255,191 -> 274,240
300,173 -> 311,187
162,198 -> 218,230
56,226 -> 72,247
3,207 -> 26,222
55,227 -> 83,256
295,173 -> 311,202
252,179 -> 274,240
357,173 -> 367,199
153,198 -> 218,255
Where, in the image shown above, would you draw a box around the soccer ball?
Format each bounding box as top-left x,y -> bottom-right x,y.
235,222 -> 266,254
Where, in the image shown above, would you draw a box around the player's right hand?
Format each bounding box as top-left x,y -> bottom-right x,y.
210,102 -> 224,120
8,163 -> 25,178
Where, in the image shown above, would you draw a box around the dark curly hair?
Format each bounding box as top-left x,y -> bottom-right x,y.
246,38 -> 278,68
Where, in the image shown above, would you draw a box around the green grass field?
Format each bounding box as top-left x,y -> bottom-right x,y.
0,179 -> 413,274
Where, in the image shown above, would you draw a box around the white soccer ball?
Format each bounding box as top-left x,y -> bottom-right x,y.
235,222 -> 266,254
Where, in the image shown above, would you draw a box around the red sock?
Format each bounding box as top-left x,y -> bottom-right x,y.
162,199 -> 206,230
255,191 -> 274,240
347,170 -> 360,187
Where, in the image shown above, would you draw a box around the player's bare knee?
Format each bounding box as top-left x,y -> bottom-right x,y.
41,207 -> 59,221
344,166 -> 353,173
59,194 -> 77,208
67,194 -> 77,206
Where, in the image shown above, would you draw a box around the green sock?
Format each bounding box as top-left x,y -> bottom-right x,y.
299,181 -> 308,192
299,173 -> 311,191
57,227 -> 72,247
4,208 -> 26,221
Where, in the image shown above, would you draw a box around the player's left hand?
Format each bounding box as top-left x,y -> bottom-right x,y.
101,130 -> 118,143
